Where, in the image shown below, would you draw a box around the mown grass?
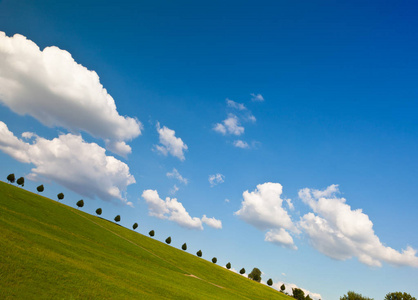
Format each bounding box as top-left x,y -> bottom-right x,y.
0,181 -> 291,299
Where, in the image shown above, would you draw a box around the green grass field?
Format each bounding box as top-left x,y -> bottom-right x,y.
0,181 -> 291,299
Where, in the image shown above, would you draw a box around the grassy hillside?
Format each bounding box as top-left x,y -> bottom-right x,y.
0,181 -> 291,299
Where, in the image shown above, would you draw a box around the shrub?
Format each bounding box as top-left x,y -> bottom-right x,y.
280,284 -> 286,292
340,291 -> 374,300
212,257 -> 217,264
293,288 -> 306,300
7,173 -> 15,183
196,250 -> 202,257
385,292 -> 416,300
76,199 -> 84,208
267,278 -> 273,286
248,267 -> 262,282
16,177 -> 24,187
57,193 -> 64,201
36,185 -> 44,193
182,243 -> 187,250
226,262 -> 231,269
239,268 -> 245,274
149,230 -> 155,237
133,223 -> 138,230
165,236 -> 171,244
96,208 -> 102,215
114,215 -> 121,222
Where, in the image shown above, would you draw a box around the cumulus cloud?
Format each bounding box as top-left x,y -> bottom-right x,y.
226,98 -> 246,110
299,185 -> 418,267
166,168 -> 188,185
235,182 -> 298,249
213,114 -> 244,136
251,93 -> 264,102
273,282 -> 321,300
0,32 -> 142,156
141,189 -> 222,230
0,121 -> 135,203
155,123 -> 188,161
208,173 -> 225,187
233,140 -> 249,149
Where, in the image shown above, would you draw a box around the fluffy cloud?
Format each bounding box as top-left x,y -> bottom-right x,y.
155,123 -> 188,161
235,182 -> 298,249
0,32 -> 142,156
208,173 -> 225,187
141,189 -> 222,230
233,140 -> 249,149
166,168 -> 188,185
251,93 -> 264,102
226,98 -> 246,110
0,121 -> 135,203
273,281 -> 321,300
213,114 -> 244,136
299,185 -> 418,267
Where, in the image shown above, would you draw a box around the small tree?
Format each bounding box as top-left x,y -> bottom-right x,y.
36,185 -> 44,193
7,173 -> 15,183
212,257 -> 217,264
226,262 -> 231,269
385,292 -> 416,300
96,208 -> 102,215
280,284 -> 286,293
239,268 -> 245,274
76,199 -> 84,209
57,193 -> 64,201
16,177 -> 24,187
149,230 -> 155,237
133,223 -> 138,230
340,291 -> 374,300
292,288 -> 306,300
114,215 -> 121,222
248,267 -> 262,282
165,236 -> 171,244
267,278 -> 273,286
306,295 -> 313,300
182,243 -> 187,250
196,250 -> 202,257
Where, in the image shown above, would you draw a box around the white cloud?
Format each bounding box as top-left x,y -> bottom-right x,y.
141,189 -> 221,230
209,173 -> 225,187
299,185 -> 418,267
273,281 -> 321,300
226,98 -> 246,110
233,140 -> 249,149
155,123 -> 188,161
235,182 -> 298,249
202,215 -> 223,229
0,32 -> 142,157
251,93 -> 264,102
169,184 -> 179,195
213,114 -> 244,136
0,121 -> 135,203
166,168 -> 188,185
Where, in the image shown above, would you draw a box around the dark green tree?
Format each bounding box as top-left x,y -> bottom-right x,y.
36,184 -> 44,193
385,292 -> 416,300
16,177 -> 24,187
76,199 -> 84,209
340,291 -> 374,300
165,236 -> 171,244
306,295 -> 313,300
267,278 -> 273,286
226,262 -> 231,269
7,173 -> 15,183
292,288 -> 306,300
149,230 -> 155,237
248,267 -> 262,282
182,243 -> 187,250
212,257 -> 217,264
114,215 -> 121,222
280,284 -> 286,292
196,250 -> 202,257
96,208 -> 102,215
57,193 -> 64,201
239,268 -> 245,274
133,223 -> 138,230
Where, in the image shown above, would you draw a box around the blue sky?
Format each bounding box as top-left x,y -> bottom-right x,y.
1,1 -> 417,299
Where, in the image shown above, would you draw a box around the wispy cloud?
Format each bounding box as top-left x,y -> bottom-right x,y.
213,114 -> 244,136
233,140 -> 249,149
209,173 -> 225,187
166,168 -> 188,185
251,93 -> 264,102
226,98 -> 246,110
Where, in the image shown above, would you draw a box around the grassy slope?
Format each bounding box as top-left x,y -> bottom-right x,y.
0,182 -> 291,300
